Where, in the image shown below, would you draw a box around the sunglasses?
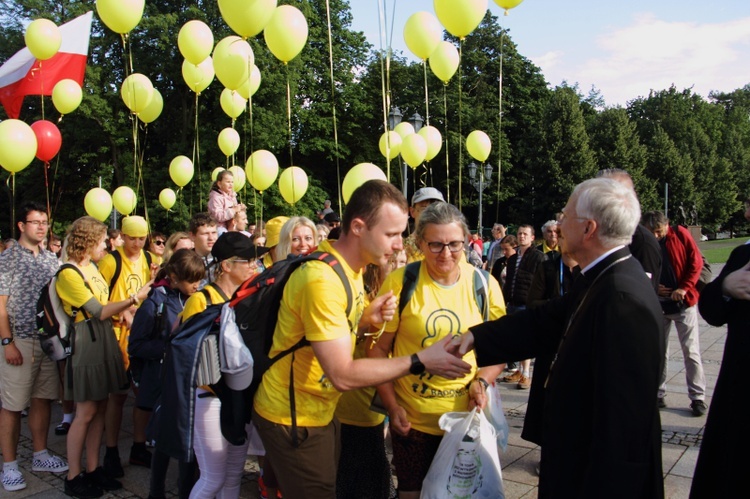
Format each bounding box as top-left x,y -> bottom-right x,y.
153,240 -> 166,246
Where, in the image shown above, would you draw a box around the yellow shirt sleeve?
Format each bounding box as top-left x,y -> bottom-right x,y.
181,285 -> 226,323
56,264 -> 109,320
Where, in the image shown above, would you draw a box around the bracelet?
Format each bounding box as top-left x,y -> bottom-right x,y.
475,377 -> 490,391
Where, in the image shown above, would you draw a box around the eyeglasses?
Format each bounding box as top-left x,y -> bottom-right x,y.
232,259 -> 258,268
154,240 -> 166,246
425,241 -> 464,253
558,212 -> 588,223
23,220 -> 49,227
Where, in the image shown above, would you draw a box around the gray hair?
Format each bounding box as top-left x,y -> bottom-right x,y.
573,178 -> 639,247
541,220 -> 558,233
415,202 -> 470,244
641,211 -> 669,231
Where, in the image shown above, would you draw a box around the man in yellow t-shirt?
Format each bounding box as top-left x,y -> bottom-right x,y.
252,181 -> 472,499
96,216 -> 155,478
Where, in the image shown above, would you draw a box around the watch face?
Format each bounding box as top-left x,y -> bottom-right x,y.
1,338 -> 11,346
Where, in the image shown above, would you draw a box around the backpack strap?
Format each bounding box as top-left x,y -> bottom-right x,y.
398,261 -> 490,321
200,282 -> 230,307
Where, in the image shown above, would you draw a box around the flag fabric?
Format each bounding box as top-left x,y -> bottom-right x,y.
0,11 -> 92,119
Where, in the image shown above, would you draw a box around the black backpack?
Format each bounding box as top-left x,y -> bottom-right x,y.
227,251 -> 352,445
37,264 -> 95,362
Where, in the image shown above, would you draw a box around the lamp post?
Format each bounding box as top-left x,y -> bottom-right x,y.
468,161 -> 493,234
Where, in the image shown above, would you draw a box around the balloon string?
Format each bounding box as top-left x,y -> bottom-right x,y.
377,0 -> 391,181
422,61 -> 433,184
138,124 -> 150,227
43,160 -> 51,220
325,0 -> 343,213
132,114 -> 138,180
285,64 -> 293,167
10,174 -> 16,238
39,62 -> 45,121
458,39 -> 464,211
495,30 -> 504,223
192,93 -> 203,210
125,33 -> 133,75
50,154 -> 61,224
443,84 -> 450,204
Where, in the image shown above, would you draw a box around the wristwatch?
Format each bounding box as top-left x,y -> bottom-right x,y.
1,337 -> 13,346
409,353 -> 425,375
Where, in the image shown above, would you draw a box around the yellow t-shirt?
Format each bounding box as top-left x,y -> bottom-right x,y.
97,248 -> 154,333
379,260 -> 505,435
181,284 -> 227,323
254,240 -> 366,427
335,296 -> 386,427
56,263 -> 109,321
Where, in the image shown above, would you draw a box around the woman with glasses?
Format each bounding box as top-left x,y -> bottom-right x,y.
56,217 -> 152,498
147,232 -> 167,265
367,202 -> 506,499
181,232 -> 268,499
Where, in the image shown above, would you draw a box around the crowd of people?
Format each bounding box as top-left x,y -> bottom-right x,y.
0,168 -> 744,498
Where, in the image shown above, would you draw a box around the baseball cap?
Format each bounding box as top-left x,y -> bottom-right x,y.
211,232 -> 268,261
324,212 -> 340,224
265,216 -> 290,248
411,187 -> 445,205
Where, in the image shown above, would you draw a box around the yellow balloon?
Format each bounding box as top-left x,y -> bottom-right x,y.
342,163 -> 387,204
218,0 -> 277,38
84,188 -> 113,221
218,128 -> 240,156
112,186 -> 137,216
138,88 -> 163,124
378,131 -> 402,160
169,155 -> 194,187
212,167 -> 226,181
245,150 -> 279,191
182,57 -> 214,94
394,122 -> 415,139
178,20 -> 214,66
429,41 -> 460,83
466,130 -> 492,162
236,65 -> 262,100
264,5 -> 308,63
403,12 -> 442,61
401,134 -> 428,169
434,0 -> 488,39
278,166 -> 308,204
96,0 -> 145,34
418,126 -> 443,161
52,79 -> 83,115
159,188 -> 176,210
213,36 -> 253,91
493,0 -> 524,14
0,120 -> 37,173
121,73 -> 154,113
228,165 -> 246,193
220,89 -> 247,119
25,19 -> 61,61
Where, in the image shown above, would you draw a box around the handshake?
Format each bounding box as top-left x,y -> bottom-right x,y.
416,332 -> 477,379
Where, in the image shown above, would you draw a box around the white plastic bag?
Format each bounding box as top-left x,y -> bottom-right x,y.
420,408 -> 505,499
483,383 -> 510,452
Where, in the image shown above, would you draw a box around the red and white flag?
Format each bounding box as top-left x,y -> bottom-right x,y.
0,11 -> 92,119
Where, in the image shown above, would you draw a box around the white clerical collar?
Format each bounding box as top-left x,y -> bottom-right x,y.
581,245 -> 625,274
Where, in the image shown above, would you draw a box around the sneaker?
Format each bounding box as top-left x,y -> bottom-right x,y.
86,467 -> 122,491
517,374 -> 531,390
1,468 -> 27,492
129,445 -> 152,468
55,422 -> 71,435
691,400 -> 708,417
32,454 -> 69,473
103,453 -> 124,479
64,472 -> 102,498
502,370 -> 523,383
657,397 -> 667,409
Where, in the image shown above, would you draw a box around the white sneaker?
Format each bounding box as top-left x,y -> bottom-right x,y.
32,454 -> 69,473
1,468 -> 27,491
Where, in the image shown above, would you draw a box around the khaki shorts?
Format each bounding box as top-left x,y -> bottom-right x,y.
0,337 -> 60,411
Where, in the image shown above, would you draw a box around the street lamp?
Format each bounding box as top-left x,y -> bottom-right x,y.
388,106 -> 402,131
468,161 -> 493,234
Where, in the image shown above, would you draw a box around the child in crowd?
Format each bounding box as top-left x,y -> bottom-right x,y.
207,170 -> 246,234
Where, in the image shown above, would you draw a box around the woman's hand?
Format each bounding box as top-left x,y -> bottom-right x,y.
468,378 -> 489,410
388,404 -> 411,437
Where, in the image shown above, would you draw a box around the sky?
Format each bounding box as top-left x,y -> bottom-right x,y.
349,0 -> 750,107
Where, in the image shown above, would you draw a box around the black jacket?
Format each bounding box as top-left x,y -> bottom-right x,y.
471,247 -> 664,498
502,246 -> 544,307
692,244 -> 750,498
